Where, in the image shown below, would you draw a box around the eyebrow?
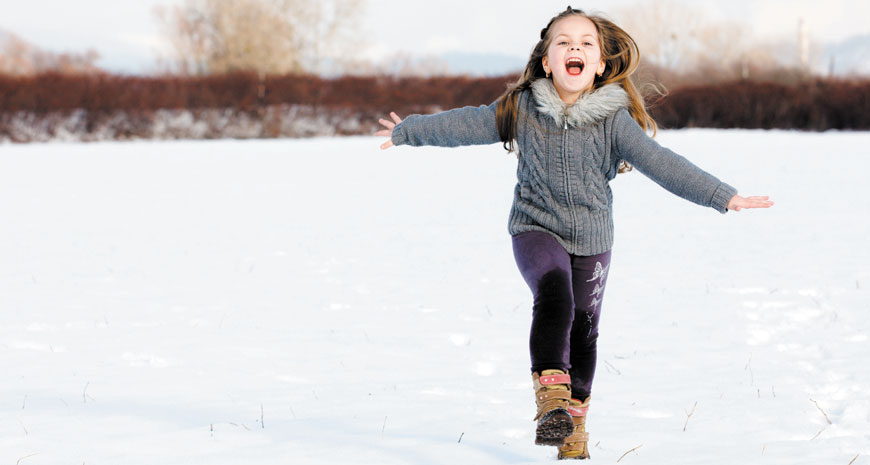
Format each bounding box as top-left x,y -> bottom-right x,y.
554,33 -> 597,39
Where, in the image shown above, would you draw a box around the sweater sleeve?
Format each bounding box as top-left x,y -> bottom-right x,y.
612,108 -> 738,214
391,100 -> 501,148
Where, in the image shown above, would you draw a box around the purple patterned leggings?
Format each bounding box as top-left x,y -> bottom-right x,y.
512,231 -> 612,400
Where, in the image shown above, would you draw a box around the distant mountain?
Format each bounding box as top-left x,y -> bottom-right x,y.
823,34 -> 870,76
440,51 -> 524,76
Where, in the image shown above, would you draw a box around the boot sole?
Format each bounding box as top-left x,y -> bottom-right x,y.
535,408 -> 574,446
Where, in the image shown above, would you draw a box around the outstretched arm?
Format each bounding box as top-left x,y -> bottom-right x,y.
613,108 -> 773,213
374,100 -> 501,149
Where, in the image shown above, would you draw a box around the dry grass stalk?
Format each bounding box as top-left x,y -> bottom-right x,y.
617,444 -> 643,463
810,398 -> 833,424
683,401 -> 698,432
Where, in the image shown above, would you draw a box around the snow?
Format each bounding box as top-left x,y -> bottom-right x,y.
1,130 -> 869,464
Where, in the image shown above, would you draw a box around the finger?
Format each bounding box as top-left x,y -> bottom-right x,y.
390,112 -> 402,124
378,118 -> 396,129
742,200 -> 774,209
380,140 -> 394,150
374,129 -> 391,137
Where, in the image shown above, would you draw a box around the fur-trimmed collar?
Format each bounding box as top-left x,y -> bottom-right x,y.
530,79 -> 628,128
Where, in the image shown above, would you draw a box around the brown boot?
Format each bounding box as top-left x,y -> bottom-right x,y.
558,397 -> 591,460
532,369 -> 574,446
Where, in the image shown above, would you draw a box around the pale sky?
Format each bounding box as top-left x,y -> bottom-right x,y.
1,0 -> 867,74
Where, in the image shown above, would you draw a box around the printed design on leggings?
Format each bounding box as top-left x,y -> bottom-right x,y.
585,312 -> 594,337
586,261 -> 609,283
589,296 -> 602,309
587,261 -> 609,310
590,282 -> 604,298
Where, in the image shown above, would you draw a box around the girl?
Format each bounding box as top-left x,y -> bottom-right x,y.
375,6 -> 773,460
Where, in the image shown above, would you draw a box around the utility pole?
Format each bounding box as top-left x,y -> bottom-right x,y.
798,18 -> 809,71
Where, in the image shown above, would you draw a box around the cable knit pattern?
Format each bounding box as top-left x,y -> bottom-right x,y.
391,78 -> 737,255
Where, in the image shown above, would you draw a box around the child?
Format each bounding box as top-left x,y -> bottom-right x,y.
375,6 -> 773,460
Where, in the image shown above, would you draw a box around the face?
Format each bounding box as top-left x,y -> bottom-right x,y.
542,15 -> 607,104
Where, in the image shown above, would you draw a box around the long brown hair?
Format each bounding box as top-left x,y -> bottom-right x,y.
496,7 -> 656,171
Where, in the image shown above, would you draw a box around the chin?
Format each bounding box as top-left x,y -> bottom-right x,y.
556,76 -> 594,94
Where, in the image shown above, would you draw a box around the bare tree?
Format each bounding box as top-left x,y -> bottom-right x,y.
154,0 -> 364,75
0,28 -> 101,75
613,0 -> 810,83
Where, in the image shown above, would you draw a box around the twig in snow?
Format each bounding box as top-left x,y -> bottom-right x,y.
810,428 -> 824,440
290,405 -> 297,419
772,385 -> 776,398
381,416 -> 387,435
848,453 -> 859,465
16,453 -> 38,465
810,399 -> 832,424
604,360 -> 621,375
745,354 -> 754,386
83,382 -> 94,403
757,388 -> 761,399
458,432 -> 464,443
19,418 -> 28,435
261,403 -> 265,429
683,401 -> 698,432
617,444 -> 643,462
762,444 -> 766,455
22,394 -> 27,409
210,424 -> 214,437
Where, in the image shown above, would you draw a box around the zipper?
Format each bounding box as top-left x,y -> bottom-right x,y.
561,113 -> 578,247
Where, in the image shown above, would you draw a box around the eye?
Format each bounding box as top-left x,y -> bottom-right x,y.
583,41 -> 594,47
557,41 -> 569,45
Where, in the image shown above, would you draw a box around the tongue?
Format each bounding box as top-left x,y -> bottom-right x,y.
567,67 -> 582,76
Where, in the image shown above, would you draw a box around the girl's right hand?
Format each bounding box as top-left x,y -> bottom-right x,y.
374,112 -> 403,150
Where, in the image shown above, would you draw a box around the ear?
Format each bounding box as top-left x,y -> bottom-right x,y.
542,56 -> 550,74
597,60 -> 606,76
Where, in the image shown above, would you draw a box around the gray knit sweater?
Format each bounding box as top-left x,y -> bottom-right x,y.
391,78 -> 738,255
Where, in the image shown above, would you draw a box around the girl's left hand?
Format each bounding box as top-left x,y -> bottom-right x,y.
727,195 -> 774,211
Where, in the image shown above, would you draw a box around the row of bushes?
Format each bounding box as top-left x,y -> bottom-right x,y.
652,79 -> 870,130
0,72 -> 508,118
1,72 -> 868,134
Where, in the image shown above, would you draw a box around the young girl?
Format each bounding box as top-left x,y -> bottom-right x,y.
375,6 -> 773,460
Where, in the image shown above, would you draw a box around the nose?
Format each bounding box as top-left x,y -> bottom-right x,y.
569,44 -> 580,51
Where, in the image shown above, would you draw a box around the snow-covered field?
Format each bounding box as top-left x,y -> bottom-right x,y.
1,130 -> 869,464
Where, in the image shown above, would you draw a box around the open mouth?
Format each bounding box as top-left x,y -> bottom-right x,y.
566,57 -> 584,76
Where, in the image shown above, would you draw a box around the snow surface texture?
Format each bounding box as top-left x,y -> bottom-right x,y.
1,131 -> 869,464
0,106 -> 381,143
